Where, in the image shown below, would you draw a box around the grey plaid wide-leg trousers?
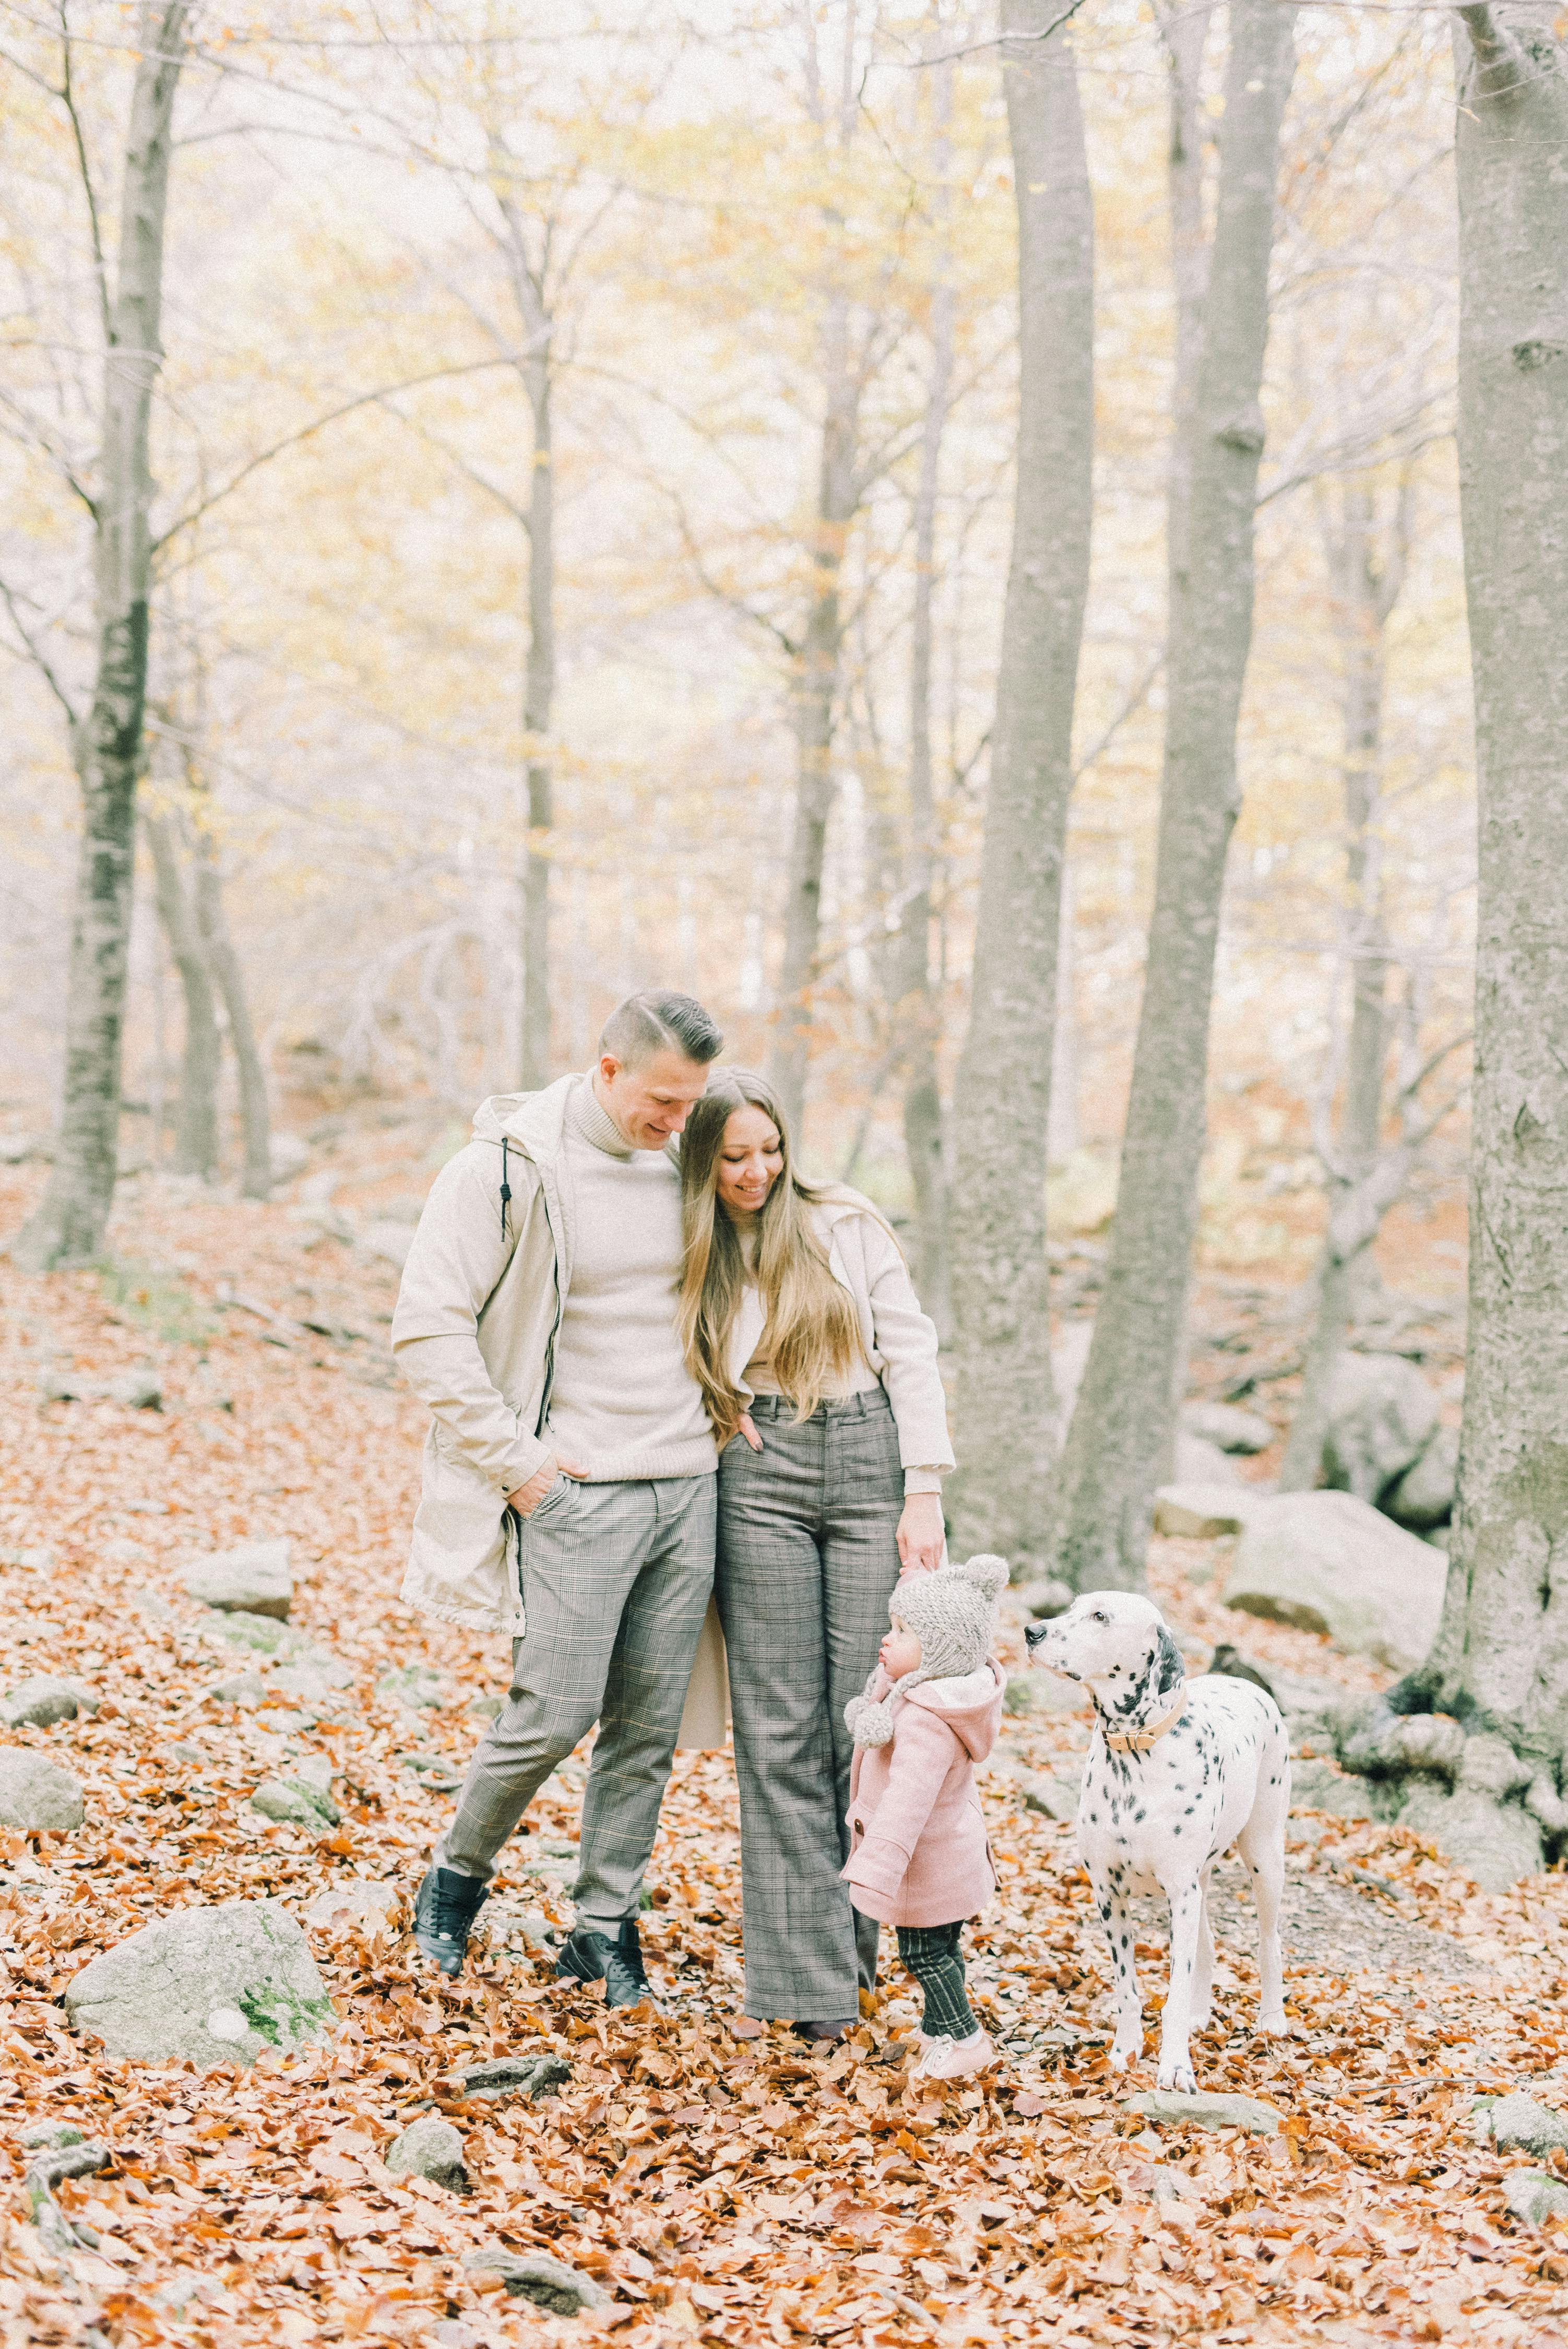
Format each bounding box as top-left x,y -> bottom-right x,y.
435,1474 -> 715,1929
715,1389 -> 905,2021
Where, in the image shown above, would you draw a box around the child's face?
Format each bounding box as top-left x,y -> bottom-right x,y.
880,1618 -> 922,1680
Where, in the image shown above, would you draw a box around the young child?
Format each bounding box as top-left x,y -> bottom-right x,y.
841,1553 -> 1008,2082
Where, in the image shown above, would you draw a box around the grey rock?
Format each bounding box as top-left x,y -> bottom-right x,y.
108,1368 -> 162,1411
18,2120 -> 87,2152
183,1539 -> 293,1621
1223,1490 -> 1446,1672
65,1897 -> 334,2067
1151,1484 -> 1262,1540
360,1220 -> 416,1270
1018,1576 -> 1074,1621
1393,1713 -> 1467,1777
452,2052 -> 571,2102
1505,2170 -> 1568,2228
207,1611 -> 293,1655
1289,1756 -> 1379,1821
1322,1353 -> 1439,1504
270,1659 -> 353,1706
0,1750 -> 85,1831
1476,2092 -> 1568,2159
1015,1770 -> 1079,1823
1458,1731 -> 1533,1799
269,1132 -> 311,1182
211,1669 -> 267,1707
1399,1781 -> 1545,1892
466,1693 -> 504,1721
162,1740 -> 209,1766
464,2248 -> 611,2315
1174,1432 -> 1243,1487
1385,1426 -> 1458,1531
133,1588 -> 176,1622
0,1676 -> 98,1729
248,1777 -> 341,1832
1126,2090 -> 1280,2136
1182,1400 -> 1273,1454
385,2115 -> 467,2191
379,1664 -> 444,1711
292,1753 -> 336,1793
303,1879 -> 400,1932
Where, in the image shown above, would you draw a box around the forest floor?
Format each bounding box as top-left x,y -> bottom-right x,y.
2,1132 -> 1567,2349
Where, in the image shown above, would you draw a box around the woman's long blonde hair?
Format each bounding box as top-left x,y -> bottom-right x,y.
679,1067 -> 863,1442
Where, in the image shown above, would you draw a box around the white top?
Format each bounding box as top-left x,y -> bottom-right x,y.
725,1191 -> 954,1498
736,1222 -> 878,1403
543,1082 -> 717,1482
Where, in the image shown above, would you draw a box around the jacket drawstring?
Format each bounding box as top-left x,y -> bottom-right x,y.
501,1136 -> 512,1240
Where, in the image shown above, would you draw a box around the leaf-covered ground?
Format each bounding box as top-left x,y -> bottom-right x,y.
3,1149 -> 1567,2349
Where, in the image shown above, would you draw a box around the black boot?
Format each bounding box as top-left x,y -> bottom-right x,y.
556,1915 -> 656,2009
412,1866 -> 488,1978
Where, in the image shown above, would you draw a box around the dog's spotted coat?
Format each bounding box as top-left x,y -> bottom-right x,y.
1027,1591 -> 1289,2092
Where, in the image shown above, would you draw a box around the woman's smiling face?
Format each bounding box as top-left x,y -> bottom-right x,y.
716,1103 -> 785,1218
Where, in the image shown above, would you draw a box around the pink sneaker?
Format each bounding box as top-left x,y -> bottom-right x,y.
911,2027 -> 994,2082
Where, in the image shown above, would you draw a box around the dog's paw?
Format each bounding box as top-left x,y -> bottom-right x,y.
1107,2040 -> 1137,2074
1157,2058 -> 1196,2094
1256,2007 -> 1288,2037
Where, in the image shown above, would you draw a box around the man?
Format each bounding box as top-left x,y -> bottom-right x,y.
393,989 -> 723,2003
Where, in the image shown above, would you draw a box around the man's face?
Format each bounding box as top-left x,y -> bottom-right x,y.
598,1047 -> 710,1148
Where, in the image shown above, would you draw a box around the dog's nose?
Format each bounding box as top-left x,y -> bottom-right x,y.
1024,1621 -> 1050,1652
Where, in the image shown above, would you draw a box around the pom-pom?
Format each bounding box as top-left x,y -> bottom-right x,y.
850,1698 -> 896,1748
958,1552 -> 1009,1601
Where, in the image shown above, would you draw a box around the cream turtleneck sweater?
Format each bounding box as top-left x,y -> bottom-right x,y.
542,1080 -> 717,1483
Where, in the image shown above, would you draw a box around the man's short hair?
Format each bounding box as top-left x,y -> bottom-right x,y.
599,990 -> 723,1070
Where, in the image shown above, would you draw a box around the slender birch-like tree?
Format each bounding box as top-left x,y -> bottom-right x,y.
1412,5 -> 1568,1787
1054,0 -> 1297,1590
16,3 -> 190,1271
946,1 -> 1094,1564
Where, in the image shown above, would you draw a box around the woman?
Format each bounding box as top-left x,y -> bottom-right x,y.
679,1067 -> 954,2038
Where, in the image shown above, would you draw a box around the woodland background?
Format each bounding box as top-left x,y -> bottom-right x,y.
4,6 -> 1568,2347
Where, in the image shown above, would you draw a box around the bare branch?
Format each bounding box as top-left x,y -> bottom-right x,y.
0,567 -> 78,726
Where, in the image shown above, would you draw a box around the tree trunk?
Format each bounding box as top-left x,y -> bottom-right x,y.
1279,481 -> 1410,1490
1159,0 -> 1213,585
192,826 -> 271,1199
521,363 -> 554,1089
895,60 -> 956,1337
768,295 -> 860,1138
16,3 -> 188,1269
144,807 -> 220,1178
945,5 -> 1094,1565
1054,0 -> 1296,1591
1415,6 -> 1568,1765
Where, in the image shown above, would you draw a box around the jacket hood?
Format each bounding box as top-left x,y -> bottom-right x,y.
906,1660 -> 1004,1761
471,1074 -> 581,1160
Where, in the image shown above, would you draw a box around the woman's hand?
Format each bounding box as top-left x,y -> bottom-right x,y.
738,1413 -> 763,1452
896,1492 -> 945,1576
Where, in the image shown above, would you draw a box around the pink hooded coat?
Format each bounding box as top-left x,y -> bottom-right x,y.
840,1661 -> 1004,1927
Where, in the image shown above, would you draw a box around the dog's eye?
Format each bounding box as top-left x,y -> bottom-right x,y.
1092,1609 -> 1107,1624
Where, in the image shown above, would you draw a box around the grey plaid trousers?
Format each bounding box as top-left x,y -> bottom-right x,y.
715,1387 -> 905,2020
436,1473 -> 715,1928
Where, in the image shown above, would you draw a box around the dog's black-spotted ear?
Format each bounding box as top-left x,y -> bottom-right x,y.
1155,1627 -> 1186,1694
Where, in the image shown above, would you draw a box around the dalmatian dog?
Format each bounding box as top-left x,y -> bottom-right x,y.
1026,1591 -> 1289,2092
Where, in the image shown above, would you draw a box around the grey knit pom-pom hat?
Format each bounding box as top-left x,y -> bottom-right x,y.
844,1553 -> 1009,1748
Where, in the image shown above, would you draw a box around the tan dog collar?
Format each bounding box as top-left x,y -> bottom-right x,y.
1102,1687 -> 1187,1754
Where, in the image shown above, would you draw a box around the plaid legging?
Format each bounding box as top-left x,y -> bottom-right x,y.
897,1921 -> 977,2039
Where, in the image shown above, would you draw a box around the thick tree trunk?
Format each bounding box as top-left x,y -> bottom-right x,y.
1280,482 -> 1409,1490
521,366 -> 554,1090
16,3 -> 188,1269
769,296 -> 860,1138
1054,0 -> 1296,1591
1159,0 -> 1213,585
192,827 -> 271,1199
895,67 -> 956,1336
144,808 -> 220,1179
945,6 -> 1094,1565
1417,6 -> 1568,1763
